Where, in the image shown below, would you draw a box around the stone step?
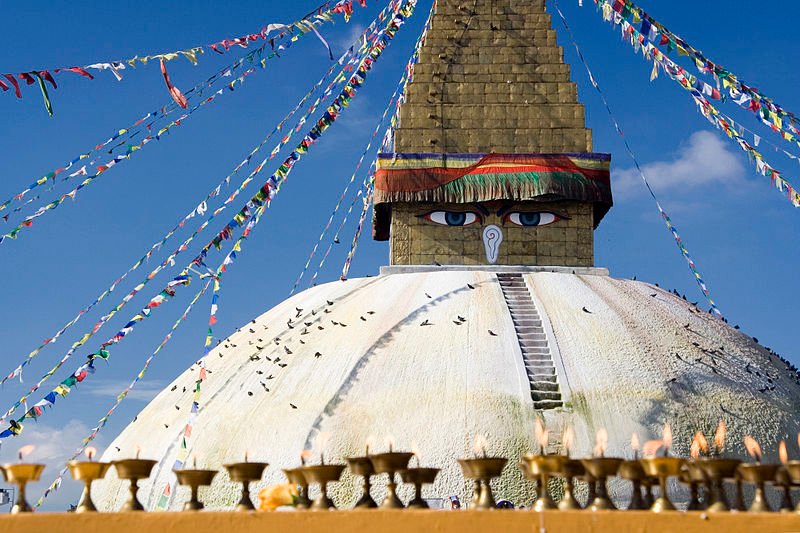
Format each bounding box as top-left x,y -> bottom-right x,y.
522,347 -> 551,355
517,331 -> 546,338
522,351 -> 551,360
515,322 -> 543,331
531,381 -> 560,392
526,365 -> 555,376
520,339 -> 548,348
532,390 -> 562,401
519,333 -> 547,341
513,319 -> 542,327
529,374 -> 557,383
533,400 -> 564,410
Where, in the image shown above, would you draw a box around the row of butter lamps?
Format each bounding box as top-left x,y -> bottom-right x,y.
2,424 -> 800,513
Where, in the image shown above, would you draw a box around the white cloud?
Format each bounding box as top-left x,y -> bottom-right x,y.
334,23 -> 366,52
86,379 -> 165,402
0,419 -> 106,511
613,130 -> 746,197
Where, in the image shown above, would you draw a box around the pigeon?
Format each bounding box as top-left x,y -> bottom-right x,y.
311,310 -> 317,316
249,341 -> 254,345
231,343 -> 237,348
467,284 -> 475,290
252,320 -> 257,324
295,308 -> 303,318
315,352 -> 322,358
249,355 -> 260,361
340,322 -> 348,327
287,321 -> 294,329
668,378 -> 677,383
745,363 -> 752,374
164,424 -> 169,429
279,363 -> 287,368
258,338 -> 263,342
488,330 -> 497,336
274,357 -> 281,363
582,307 -> 592,314
248,391 -> 253,397
425,292 -> 432,299
249,328 -> 256,333
453,320 -> 462,326
256,370 -> 264,375
753,337 -> 759,344
324,309 -> 331,314
290,403 -> 298,409
367,310 -> 375,315
434,261 -> 442,266
182,387 -> 186,393
457,315 -> 466,322
301,329 -> 309,335
334,237 -> 340,244
734,325 -> 740,330
420,319 -> 432,326
260,382 -> 269,391
264,356 -> 272,362
318,326 -> 325,330
224,344 -> 230,348
360,316 -> 367,321
175,405 -> 180,410
266,374 -> 275,380
332,321 -> 339,326
650,293 -> 657,298
327,300 -> 334,306
299,339 -> 306,345
284,346 -> 293,355
304,321 -> 312,327
171,385 -> 177,391
256,345 -> 264,351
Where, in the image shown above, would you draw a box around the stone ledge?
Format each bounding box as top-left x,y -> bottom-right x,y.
380,265 -> 610,276
1,510 -> 797,533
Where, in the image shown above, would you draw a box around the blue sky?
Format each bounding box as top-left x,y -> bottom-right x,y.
0,0 -> 798,510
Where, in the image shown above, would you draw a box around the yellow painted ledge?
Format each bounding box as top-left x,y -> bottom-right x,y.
2,510 -> 800,533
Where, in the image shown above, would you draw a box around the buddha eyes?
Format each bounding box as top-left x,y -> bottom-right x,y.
420,210 -> 563,227
504,212 -> 561,227
422,211 -> 481,226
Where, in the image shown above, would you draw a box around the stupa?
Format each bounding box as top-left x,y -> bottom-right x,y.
95,0 -> 800,510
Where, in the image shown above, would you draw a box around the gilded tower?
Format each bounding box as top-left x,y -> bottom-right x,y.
373,0 -> 612,267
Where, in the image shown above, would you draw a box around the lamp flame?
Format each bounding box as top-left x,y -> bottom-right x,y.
365,434 -> 376,456
412,442 -> 421,468
642,440 -> 664,458
690,439 -> 700,460
385,435 -> 396,453
780,440 -> 789,465
562,426 -> 575,457
85,447 -> 97,462
473,434 -> 489,458
663,423 -> 673,454
631,432 -> 641,459
593,429 -> 608,458
300,449 -> 312,466
714,420 -> 727,454
135,445 -> 141,460
533,418 -> 548,454
315,431 -> 331,464
17,445 -> 35,462
743,435 -> 762,463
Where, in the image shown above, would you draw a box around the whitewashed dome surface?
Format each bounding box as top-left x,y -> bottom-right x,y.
94,269 -> 800,510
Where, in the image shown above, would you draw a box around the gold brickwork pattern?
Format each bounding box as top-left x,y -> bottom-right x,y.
387,0 -> 597,266
390,201 -> 594,266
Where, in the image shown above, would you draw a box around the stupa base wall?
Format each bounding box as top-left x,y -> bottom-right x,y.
2,510 -> 798,533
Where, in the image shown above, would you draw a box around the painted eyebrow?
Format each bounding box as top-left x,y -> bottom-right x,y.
471,203 -> 490,216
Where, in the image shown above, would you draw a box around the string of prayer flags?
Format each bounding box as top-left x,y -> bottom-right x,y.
157,204 -> 265,511
591,3 -> 800,209
0,273 -> 192,440
193,0 -> 414,268
555,1 -> 724,318
0,2 -> 389,408
33,279 -> 212,510
160,59 -> 188,109
593,0 -> 800,148
0,0 -> 415,444
0,0 -> 368,114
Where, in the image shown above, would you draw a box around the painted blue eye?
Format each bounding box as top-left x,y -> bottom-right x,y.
505,212 -> 560,227
423,211 -> 480,226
